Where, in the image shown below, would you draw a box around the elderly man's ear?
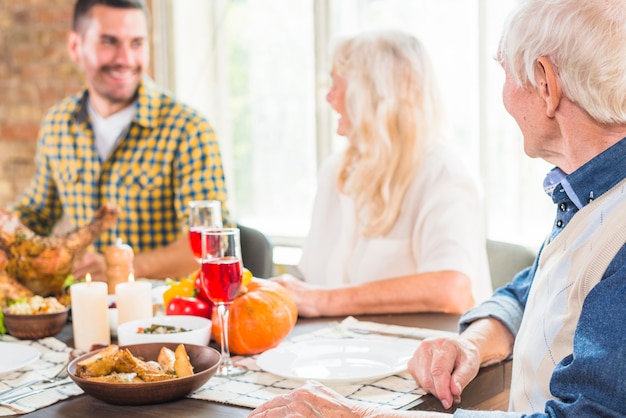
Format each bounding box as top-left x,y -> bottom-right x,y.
535,56 -> 562,118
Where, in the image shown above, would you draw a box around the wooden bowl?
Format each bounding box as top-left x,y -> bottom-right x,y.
67,342 -> 221,405
3,308 -> 69,340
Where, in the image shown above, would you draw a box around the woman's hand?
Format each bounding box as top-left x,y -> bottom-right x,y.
271,274 -> 328,317
408,336 -> 481,410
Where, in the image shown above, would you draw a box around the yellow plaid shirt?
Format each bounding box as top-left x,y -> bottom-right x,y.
12,77 -> 229,254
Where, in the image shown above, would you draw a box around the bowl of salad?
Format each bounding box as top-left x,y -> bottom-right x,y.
3,296 -> 69,340
117,315 -> 212,346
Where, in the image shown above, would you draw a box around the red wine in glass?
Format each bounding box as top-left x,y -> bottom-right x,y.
187,200 -> 222,261
200,227 -> 246,377
189,226 -> 203,260
201,256 -> 242,303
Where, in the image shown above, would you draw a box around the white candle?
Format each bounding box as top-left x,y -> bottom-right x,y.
70,273 -> 110,352
116,273 -> 153,325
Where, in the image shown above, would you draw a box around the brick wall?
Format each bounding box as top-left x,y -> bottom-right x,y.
0,0 -> 155,209
0,0 -> 81,207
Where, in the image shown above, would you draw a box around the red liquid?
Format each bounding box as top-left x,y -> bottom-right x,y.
189,227 -> 221,260
189,228 -> 203,259
201,257 -> 242,303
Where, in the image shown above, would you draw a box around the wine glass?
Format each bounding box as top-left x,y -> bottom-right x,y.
201,228 -> 246,377
187,200 -> 223,262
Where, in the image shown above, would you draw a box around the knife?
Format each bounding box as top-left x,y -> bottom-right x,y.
0,380 -> 74,405
347,327 -> 425,340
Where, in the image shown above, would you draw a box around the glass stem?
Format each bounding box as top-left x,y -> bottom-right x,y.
217,302 -> 233,368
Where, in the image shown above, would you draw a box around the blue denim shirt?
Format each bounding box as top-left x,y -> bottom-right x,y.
455,137 -> 626,417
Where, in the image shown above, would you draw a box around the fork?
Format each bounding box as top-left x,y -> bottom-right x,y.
0,362 -> 69,401
328,321 -> 356,338
0,380 -> 74,405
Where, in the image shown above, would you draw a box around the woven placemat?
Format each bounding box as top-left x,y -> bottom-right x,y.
190,317 -> 436,410
0,336 -> 82,416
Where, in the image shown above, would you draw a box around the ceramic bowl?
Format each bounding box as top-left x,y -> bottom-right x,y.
67,342 -> 221,405
3,307 -> 69,340
117,315 -> 212,346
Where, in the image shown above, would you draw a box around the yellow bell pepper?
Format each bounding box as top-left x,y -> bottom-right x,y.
162,277 -> 196,308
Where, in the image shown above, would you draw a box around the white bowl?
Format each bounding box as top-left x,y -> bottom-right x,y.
117,315 -> 212,346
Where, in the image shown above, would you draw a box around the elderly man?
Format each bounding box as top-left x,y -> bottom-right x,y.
248,0 -> 626,416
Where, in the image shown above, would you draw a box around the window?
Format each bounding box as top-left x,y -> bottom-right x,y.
154,0 -> 553,261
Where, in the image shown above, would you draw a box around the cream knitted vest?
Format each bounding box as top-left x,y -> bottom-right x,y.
510,177 -> 626,412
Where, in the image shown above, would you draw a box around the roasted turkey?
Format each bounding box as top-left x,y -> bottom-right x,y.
0,205 -> 117,305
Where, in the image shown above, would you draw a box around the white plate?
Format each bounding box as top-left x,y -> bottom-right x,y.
0,342 -> 41,374
257,338 -> 417,384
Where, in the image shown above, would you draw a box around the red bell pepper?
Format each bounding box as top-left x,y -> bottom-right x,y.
166,296 -> 213,318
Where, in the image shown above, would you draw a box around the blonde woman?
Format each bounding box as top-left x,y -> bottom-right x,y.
274,30 -> 492,317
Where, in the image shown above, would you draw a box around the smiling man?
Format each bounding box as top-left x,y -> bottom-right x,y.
10,0 -> 230,284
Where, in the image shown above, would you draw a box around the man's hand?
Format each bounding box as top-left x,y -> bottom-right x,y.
73,251 -> 107,282
248,380 -> 446,417
408,317 -> 514,410
248,380 -> 380,417
408,336 -> 481,410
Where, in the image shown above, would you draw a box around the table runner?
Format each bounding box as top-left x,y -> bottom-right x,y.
0,335 -> 82,416
189,317 -> 456,410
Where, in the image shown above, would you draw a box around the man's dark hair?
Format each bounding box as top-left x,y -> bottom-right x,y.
72,0 -> 149,32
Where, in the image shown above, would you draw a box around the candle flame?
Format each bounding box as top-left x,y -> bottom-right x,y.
85,273 -> 92,283
128,273 -> 135,283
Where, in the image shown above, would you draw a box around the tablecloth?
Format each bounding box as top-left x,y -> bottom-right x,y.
189,317 -> 455,410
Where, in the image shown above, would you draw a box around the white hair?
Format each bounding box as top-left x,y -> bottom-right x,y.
499,0 -> 626,125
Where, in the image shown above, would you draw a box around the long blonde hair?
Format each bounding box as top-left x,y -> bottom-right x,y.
332,30 -> 444,237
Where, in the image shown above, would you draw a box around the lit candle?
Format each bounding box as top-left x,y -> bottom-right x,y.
116,273 -> 153,325
70,273 -> 110,352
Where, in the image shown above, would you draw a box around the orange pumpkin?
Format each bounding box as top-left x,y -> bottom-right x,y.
212,279 -> 298,355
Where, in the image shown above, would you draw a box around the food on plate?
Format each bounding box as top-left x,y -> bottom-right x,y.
137,324 -> 190,334
88,373 -> 143,383
5,295 -> 66,315
76,344 -> 120,377
0,204 -> 117,297
157,346 -> 176,374
114,348 -> 173,382
75,343 -> 195,383
212,278 -> 298,355
174,344 -> 194,377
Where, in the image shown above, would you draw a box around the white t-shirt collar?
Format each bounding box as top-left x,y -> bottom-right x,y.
87,98 -> 137,161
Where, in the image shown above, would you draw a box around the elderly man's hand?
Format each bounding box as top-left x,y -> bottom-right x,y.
407,336 -> 481,410
248,380 -> 377,417
248,380 -> 449,417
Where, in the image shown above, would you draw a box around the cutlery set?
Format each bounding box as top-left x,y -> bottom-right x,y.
0,363 -> 71,405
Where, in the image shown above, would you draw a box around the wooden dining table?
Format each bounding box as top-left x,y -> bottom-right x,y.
24,312 -> 511,417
